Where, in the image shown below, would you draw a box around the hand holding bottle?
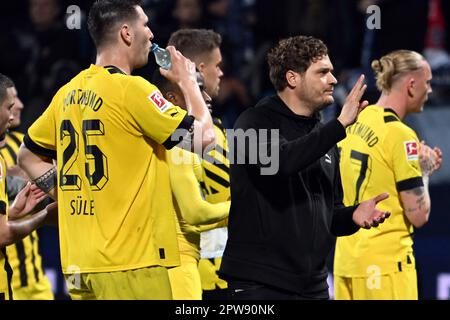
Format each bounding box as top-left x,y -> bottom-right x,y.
157,46 -> 197,88
151,43 -> 172,69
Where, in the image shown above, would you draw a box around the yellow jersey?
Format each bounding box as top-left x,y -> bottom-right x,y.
334,106 -> 423,277
1,155 -> 13,300
24,64 -> 193,273
167,146 -> 230,261
199,119 -> 230,290
200,119 -> 230,204
1,131 -> 48,291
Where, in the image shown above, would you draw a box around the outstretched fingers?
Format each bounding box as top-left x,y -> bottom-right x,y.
348,75 -> 366,101
374,192 -> 389,204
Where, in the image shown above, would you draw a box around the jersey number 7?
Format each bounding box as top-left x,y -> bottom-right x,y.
350,150 -> 371,205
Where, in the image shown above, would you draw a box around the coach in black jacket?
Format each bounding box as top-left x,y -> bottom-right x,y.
219,36 -> 391,299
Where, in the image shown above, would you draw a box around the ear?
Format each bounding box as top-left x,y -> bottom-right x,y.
285,70 -> 299,88
165,90 -> 180,105
197,62 -> 206,74
406,77 -> 415,97
120,24 -> 133,46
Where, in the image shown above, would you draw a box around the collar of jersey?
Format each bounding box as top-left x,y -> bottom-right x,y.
384,107 -> 400,120
104,65 -> 126,75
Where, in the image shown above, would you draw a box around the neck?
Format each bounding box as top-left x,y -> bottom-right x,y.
95,47 -> 132,75
278,90 -> 314,117
376,92 -> 407,120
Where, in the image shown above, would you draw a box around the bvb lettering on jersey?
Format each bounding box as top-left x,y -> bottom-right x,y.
24,64 -> 193,273
335,106 -> 423,277
1,132 -> 48,290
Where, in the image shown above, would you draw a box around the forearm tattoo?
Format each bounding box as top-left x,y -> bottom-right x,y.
33,167 -> 57,193
405,186 -> 429,214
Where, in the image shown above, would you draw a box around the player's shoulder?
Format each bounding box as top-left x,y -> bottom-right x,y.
384,115 -> 415,136
365,106 -> 414,135
125,75 -> 158,92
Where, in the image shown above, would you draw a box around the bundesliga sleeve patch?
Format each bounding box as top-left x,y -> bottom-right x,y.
404,141 -> 419,161
148,91 -> 170,113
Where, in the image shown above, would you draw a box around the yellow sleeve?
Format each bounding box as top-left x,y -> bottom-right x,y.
385,124 -> 423,191
24,89 -> 60,159
196,218 -> 228,232
168,148 -> 230,225
123,76 -> 193,149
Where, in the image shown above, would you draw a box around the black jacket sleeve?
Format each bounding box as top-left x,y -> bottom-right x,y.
331,206 -> 360,236
331,147 -> 360,236
276,119 -> 346,176
235,110 -> 347,176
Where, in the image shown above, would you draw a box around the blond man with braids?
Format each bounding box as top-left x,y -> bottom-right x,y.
334,50 -> 443,300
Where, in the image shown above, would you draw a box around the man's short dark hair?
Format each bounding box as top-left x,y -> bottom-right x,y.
168,29 -> 222,61
267,36 -> 328,91
87,0 -> 141,48
0,73 -> 14,104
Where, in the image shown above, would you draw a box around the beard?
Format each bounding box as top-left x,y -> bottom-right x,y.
315,95 -> 335,111
205,82 -> 220,100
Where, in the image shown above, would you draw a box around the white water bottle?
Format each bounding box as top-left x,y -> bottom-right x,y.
151,43 -> 172,70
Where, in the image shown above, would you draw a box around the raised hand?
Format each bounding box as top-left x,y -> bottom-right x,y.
352,193 -> 391,229
8,182 -> 47,221
337,74 -> 369,127
419,141 -> 442,176
159,46 -> 197,87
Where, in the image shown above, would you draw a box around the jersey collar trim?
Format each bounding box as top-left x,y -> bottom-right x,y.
104,65 -> 126,75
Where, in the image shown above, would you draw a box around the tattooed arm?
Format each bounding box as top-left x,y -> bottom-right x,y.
400,143 -> 442,228
17,144 -> 57,200
400,185 -> 430,228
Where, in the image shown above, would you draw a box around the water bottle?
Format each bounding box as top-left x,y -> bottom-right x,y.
151,43 -> 171,70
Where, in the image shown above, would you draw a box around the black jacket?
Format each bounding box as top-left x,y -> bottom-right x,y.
220,95 -> 359,297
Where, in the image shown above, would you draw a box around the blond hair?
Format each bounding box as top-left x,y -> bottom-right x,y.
371,50 -> 424,92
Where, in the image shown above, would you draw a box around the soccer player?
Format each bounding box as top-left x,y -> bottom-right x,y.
0,84 -> 54,300
153,63 -> 229,300
0,73 -> 53,300
334,50 -> 442,300
167,28 -> 230,299
17,0 -> 214,300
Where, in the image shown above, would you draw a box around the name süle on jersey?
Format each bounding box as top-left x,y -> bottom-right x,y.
70,196 -> 95,216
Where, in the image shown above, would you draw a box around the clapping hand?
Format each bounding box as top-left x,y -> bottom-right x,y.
8,182 -> 47,221
353,193 -> 391,229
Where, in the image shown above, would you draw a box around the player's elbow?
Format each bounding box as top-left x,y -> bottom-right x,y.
183,210 -> 203,225
0,235 -> 14,248
193,119 -> 216,151
17,144 -> 29,171
0,222 -> 15,247
201,128 -> 216,151
17,145 -> 37,174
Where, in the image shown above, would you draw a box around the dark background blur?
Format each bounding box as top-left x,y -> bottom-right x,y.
1,0 -> 449,299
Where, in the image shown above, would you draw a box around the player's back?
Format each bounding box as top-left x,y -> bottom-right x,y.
27,64 -> 185,273
335,105 -> 420,276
